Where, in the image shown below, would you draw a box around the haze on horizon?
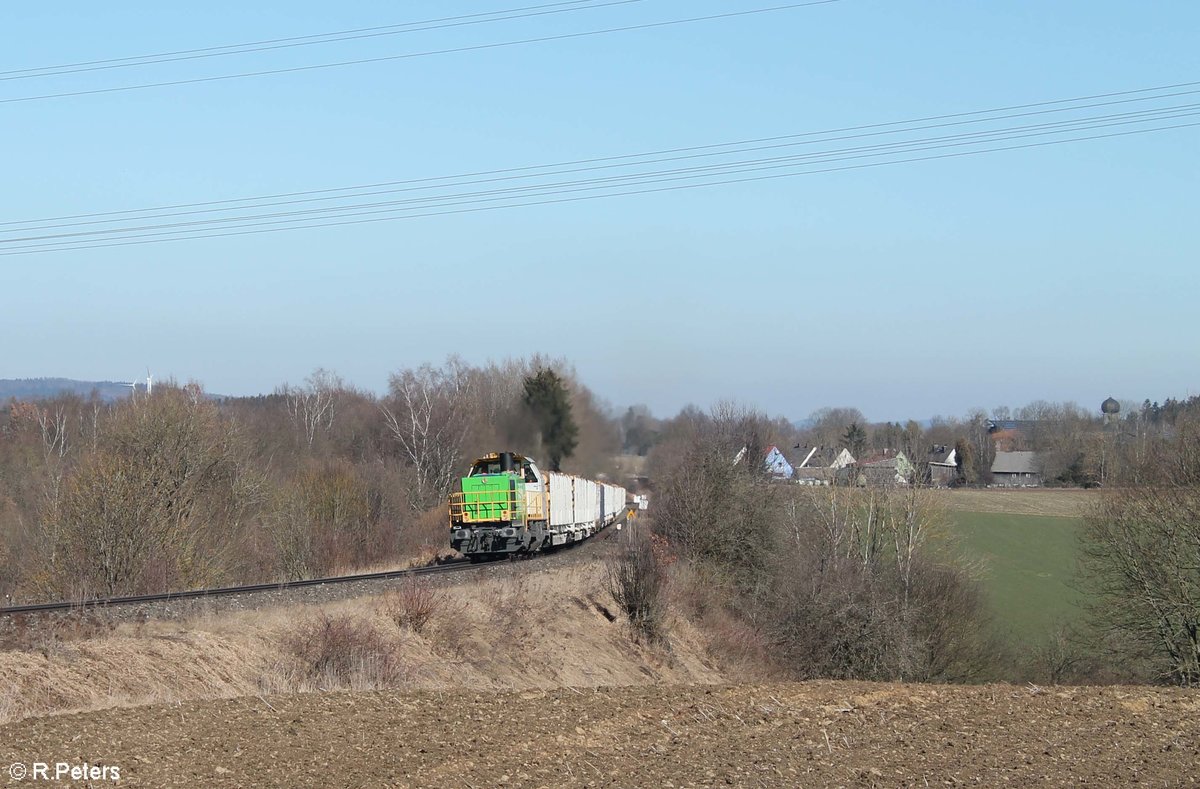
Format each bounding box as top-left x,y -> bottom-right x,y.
3,1 -> 1197,422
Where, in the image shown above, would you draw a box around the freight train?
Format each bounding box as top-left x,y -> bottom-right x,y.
448,451 -> 626,560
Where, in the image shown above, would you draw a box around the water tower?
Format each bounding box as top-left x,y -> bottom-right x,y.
1101,396 -> 1120,425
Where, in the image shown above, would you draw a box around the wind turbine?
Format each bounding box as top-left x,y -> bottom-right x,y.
145,370 -> 153,396
120,379 -> 137,399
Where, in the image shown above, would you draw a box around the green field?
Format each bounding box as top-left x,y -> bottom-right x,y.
947,511 -> 1084,644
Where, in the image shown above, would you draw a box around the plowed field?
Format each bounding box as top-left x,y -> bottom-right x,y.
3,682 -> 1196,787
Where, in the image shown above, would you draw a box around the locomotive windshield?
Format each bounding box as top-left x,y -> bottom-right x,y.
468,460 -> 505,476
467,452 -> 524,476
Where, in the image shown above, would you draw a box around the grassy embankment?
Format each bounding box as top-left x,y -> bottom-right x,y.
940,489 -> 1095,644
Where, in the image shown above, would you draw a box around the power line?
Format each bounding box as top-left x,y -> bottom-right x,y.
0,1 -> 840,105
0,1 -> 636,82
4,100 -> 1195,238
4,79 -> 1196,230
7,122 -> 1194,257
3,112 -> 1193,255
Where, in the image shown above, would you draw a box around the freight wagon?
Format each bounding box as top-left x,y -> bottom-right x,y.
448,451 -> 626,560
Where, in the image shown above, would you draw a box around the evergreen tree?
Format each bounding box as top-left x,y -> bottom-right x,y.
523,368 -> 578,471
843,422 -> 867,457
954,438 -> 976,484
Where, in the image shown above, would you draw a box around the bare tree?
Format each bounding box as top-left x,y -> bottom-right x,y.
381,357 -> 475,510
1081,420 -> 1200,685
880,484 -> 943,608
281,368 -> 342,448
46,387 -> 254,597
806,406 -> 867,449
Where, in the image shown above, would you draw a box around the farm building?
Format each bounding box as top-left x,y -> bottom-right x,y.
855,450 -> 914,487
927,444 -> 958,487
991,451 -> 1042,487
793,445 -> 856,486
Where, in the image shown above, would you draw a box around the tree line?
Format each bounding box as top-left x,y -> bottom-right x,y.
620,397 -> 1200,488
0,357 -> 610,603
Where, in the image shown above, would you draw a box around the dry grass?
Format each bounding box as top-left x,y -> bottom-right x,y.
283,613 -> 410,689
0,562 -> 725,724
378,580 -> 443,634
667,561 -> 778,682
937,488 -> 1096,518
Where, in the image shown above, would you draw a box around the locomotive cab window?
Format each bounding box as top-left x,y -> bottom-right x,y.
470,460 -> 503,476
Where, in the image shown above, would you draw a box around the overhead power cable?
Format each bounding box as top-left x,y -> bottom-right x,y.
5,121 -> 1194,256
3,99 -> 1196,237
0,1 -> 840,105
5,121 -> 1193,257
4,113 -> 1193,246
4,80 -> 1195,233
0,0 -> 638,82
2,97 -> 1193,255
4,79 -> 1196,231
7,107 -> 1195,236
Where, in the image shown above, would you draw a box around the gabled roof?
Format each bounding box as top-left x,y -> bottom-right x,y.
928,444 -> 955,465
991,451 -> 1040,474
857,450 -> 909,467
763,445 -> 795,478
794,446 -> 851,468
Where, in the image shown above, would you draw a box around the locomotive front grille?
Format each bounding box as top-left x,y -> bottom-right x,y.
449,488 -> 525,523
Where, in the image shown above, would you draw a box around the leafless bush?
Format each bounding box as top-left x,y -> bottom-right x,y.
903,562 -> 999,682
284,613 -> 402,688
1022,623 -> 1087,684
1080,423 -> 1200,686
653,416 -> 999,682
380,580 -> 443,635
767,561 -> 902,680
397,505 -> 454,565
606,528 -> 667,643
654,446 -> 781,596
766,496 -> 995,683
672,563 -> 776,677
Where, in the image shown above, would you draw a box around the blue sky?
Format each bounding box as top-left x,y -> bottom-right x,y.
3,0 -> 1197,421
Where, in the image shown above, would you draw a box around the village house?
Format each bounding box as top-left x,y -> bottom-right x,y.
927,444 -> 958,487
793,445 -> 856,486
855,449 -> 914,487
762,445 -> 795,480
991,451 -> 1042,487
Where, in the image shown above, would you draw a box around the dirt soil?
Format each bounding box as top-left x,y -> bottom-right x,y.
3,682 -> 1196,787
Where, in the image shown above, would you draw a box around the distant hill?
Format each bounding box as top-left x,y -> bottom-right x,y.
0,378 -> 138,403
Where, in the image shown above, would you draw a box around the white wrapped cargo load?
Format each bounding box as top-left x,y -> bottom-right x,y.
547,473 -> 625,529
604,482 -> 624,520
548,472 -> 575,527
572,478 -> 597,525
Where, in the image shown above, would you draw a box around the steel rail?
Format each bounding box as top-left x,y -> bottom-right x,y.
0,559 -> 480,616
0,513 -> 629,616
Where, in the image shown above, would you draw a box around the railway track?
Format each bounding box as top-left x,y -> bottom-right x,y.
0,558 -> 480,617
0,514 -> 630,617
